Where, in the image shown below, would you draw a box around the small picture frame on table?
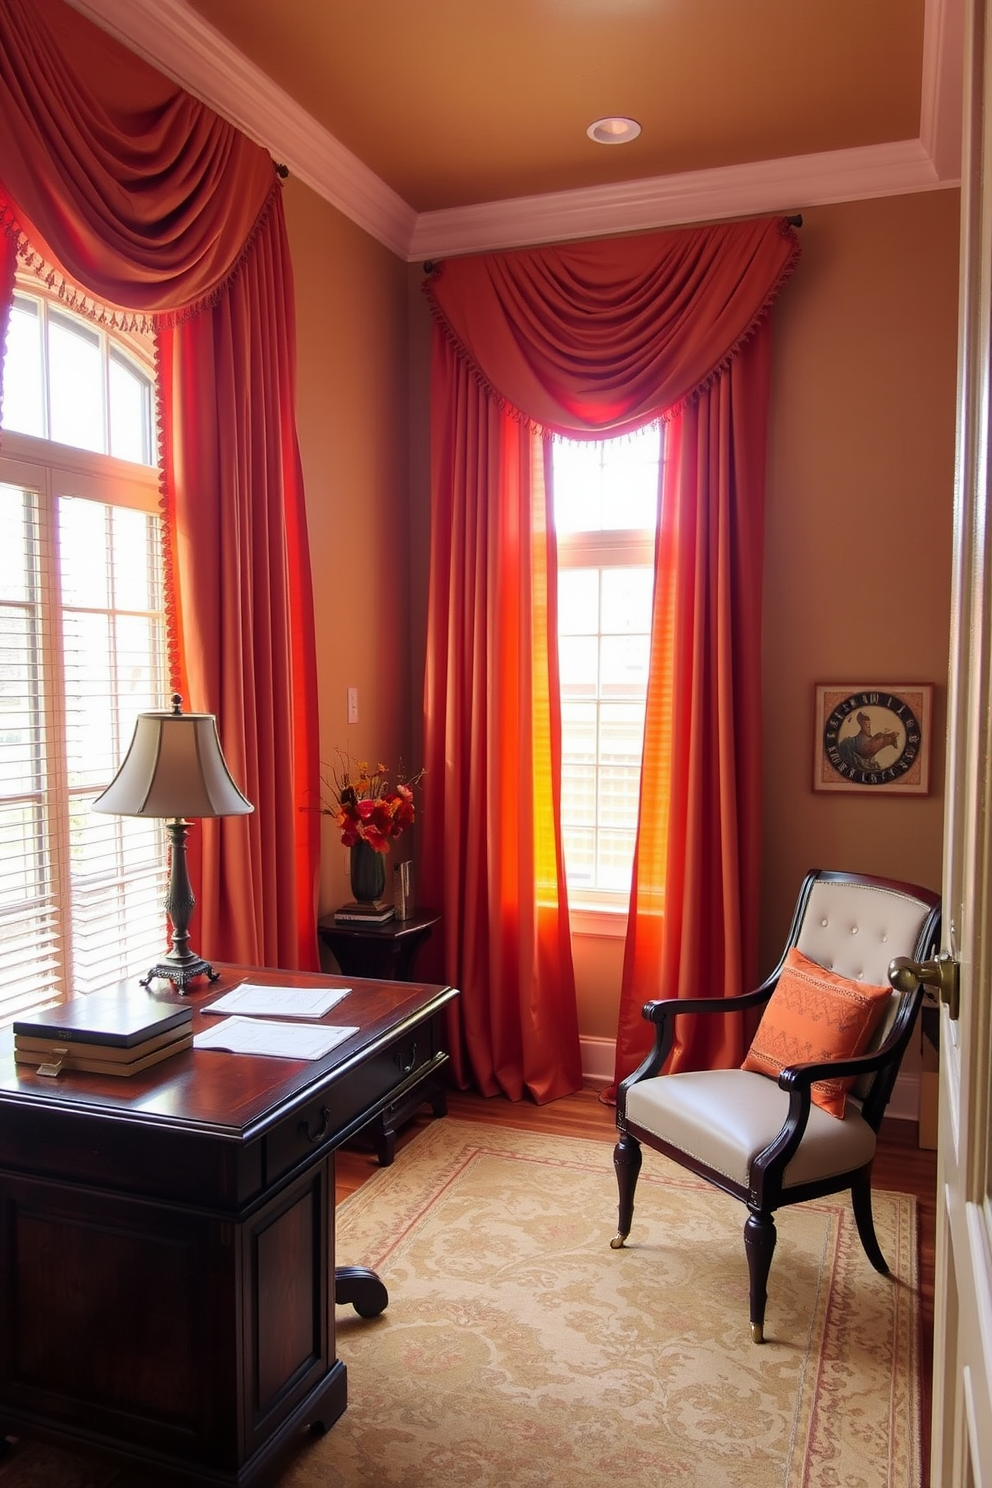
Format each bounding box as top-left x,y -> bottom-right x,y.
813,684 -> 933,795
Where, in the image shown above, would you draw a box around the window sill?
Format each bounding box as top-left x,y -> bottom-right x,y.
568,902 -> 628,939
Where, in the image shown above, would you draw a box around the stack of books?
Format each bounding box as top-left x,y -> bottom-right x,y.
13,989 -> 194,1078
333,901 -> 396,925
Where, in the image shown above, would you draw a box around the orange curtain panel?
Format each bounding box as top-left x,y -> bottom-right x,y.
421,330 -> 580,1102
612,325 -> 774,1091
0,0 -> 320,970
424,218 -> 799,1100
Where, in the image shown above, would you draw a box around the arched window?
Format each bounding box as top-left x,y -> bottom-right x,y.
1,282 -> 169,1016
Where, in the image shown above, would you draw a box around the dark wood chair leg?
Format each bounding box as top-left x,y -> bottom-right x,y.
611,1134 -> 642,1248
851,1170 -> 889,1274
743,1211 -> 776,1343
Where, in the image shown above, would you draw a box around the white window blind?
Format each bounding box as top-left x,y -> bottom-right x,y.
0,483 -> 60,1014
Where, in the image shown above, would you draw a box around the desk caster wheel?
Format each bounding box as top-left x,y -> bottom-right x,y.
335,1265 -> 388,1317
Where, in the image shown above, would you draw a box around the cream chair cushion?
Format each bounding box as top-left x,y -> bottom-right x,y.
626,1069 -> 877,1190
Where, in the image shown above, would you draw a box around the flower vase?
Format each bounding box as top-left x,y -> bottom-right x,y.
350,839 -> 386,904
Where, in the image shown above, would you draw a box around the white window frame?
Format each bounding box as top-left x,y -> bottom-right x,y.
5,288 -> 156,465
1,293 -> 168,1014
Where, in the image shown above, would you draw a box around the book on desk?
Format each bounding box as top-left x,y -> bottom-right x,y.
13,987 -> 193,1077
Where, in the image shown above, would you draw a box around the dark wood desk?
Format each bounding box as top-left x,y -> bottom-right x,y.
0,966 -> 458,1488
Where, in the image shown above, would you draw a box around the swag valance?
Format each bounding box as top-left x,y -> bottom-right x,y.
425,217 -> 800,436
0,0 -> 276,318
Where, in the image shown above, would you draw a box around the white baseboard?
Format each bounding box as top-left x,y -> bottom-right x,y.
581,1035 -> 921,1122
580,1036 -> 616,1091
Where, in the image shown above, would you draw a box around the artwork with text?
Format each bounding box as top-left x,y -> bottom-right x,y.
814,686 -> 931,795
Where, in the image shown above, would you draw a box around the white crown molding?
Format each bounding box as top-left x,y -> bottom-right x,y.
66,0 -> 963,264
411,140 -> 946,260
920,0 -> 965,181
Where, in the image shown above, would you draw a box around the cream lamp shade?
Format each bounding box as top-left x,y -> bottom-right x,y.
92,708 -> 253,820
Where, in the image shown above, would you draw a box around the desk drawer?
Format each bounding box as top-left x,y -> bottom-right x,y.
264,1020 -> 438,1185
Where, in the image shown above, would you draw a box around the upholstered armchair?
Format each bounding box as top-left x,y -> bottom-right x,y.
611,869 -> 941,1342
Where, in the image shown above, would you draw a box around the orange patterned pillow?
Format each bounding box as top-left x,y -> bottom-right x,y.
742,947 -> 893,1118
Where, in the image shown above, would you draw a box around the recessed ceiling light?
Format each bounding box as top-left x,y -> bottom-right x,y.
587,117 -> 641,146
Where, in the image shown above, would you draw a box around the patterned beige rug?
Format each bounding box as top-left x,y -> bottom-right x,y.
0,1118 -> 920,1488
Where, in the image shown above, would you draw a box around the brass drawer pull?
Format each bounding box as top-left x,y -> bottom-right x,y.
399,1043 -> 418,1076
299,1106 -> 332,1144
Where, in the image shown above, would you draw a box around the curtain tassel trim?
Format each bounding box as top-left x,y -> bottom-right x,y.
0,178 -> 283,334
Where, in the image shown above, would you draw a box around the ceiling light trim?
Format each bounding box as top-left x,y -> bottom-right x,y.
64,0 -> 962,264
587,117 -> 641,146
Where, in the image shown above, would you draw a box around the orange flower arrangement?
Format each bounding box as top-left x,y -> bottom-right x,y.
323,754 -> 423,854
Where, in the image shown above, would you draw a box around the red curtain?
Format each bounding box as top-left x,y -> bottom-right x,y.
425,218 -> 798,1100
0,0 -> 320,970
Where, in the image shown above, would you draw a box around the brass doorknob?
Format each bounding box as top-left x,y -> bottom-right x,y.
889,952 -> 959,1021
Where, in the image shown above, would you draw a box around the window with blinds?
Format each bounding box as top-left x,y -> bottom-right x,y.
553,427 -> 661,906
0,287 -> 168,1021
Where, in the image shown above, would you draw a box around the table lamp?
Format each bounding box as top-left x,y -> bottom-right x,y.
92,693 -> 253,992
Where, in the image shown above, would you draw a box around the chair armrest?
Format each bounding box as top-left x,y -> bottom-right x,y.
776,984 -> 922,1093
641,983 -> 774,1024
618,980 -> 778,1111
750,1047 -> 880,1193
776,1048 -> 890,1090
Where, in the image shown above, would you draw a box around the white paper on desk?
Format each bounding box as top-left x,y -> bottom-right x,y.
202,983 -> 351,1019
193,1016 -> 360,1060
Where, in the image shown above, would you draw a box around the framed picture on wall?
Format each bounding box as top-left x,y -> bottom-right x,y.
813,684 -> 933,795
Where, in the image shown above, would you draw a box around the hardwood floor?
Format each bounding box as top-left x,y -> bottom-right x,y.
337,1086 -> 938,1483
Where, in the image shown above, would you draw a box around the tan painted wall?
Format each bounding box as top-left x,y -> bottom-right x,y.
405,192 -> 960,1045
760,190 -> 959,971
282,177 -> 411,923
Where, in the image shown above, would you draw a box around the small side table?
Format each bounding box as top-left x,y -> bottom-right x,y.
317,909 -> 441,982
318,910 -> 445,1165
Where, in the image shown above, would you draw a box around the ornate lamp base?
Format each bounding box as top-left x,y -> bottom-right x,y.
140,953 -> 220,994
142,819 -> 221,995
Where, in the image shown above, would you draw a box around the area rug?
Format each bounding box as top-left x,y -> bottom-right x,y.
0,1118 -> 919,1488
